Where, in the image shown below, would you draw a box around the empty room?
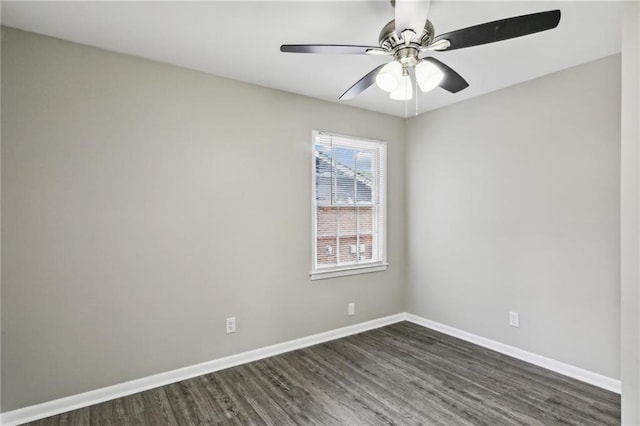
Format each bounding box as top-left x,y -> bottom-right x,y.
1,1 -> 639,425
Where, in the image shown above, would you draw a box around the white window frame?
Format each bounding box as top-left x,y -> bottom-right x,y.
310,130 -> 388,280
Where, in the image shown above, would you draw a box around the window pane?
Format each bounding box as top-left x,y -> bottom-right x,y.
358,207 -> 373,261
359,234 -> 373,261
358,206 -> 373,235
316,175 -> 332,201
336,175 -> 355,204
315,145 -> 332,201
339,236 -> 358,263
315,143 -> 332,157
317,207 -> 337,236
356,150 -> 373,203
334,147 -> 355,204
356,178 -> 372,204
338,207 -> 357,236
317,236 -> 337,266
334,147 -> 355,169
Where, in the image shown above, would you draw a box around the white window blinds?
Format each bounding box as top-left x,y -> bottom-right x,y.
312,131 -> 387,278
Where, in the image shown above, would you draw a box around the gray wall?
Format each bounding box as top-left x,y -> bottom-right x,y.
0,27 -> 406,411
405,55 -> 621,379
621,1 -> 640,423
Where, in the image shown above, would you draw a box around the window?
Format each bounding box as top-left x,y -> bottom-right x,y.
311,131 -> 387,279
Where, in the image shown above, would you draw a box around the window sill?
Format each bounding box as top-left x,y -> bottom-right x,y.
310,263 -> 388,281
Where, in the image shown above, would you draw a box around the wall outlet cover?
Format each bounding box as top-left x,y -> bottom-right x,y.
226,317 -> 236,334
348,303 -> 355,316
509,311 -> 520,328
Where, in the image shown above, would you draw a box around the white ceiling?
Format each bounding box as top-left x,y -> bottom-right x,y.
1,1 -> 622,117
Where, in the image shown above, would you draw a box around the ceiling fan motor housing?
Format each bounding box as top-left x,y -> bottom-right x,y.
379,19 -> 434,67
379,19 -> 434,50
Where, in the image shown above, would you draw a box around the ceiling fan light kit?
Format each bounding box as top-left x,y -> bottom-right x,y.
415,60 -> 444,92
375,57 -> 443,100
280,1 -> 561,103
376,61 -> 402,92
389,71 -> 413,101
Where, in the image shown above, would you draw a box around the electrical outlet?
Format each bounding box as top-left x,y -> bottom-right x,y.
509,311 -> 520,328
226,317 -> 236,334
348,302 -> 355,316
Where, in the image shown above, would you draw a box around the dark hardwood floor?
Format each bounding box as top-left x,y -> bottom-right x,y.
26,321 -> 620,425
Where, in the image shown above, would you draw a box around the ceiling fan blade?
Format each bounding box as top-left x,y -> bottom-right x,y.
422,57 -> 469,93
280,44 -> 388,55
339,63 -> 387,101
432,9 -> 561,51
394,0 -> 431,41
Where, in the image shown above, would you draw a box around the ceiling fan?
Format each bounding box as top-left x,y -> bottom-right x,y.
280,1 -> 561,101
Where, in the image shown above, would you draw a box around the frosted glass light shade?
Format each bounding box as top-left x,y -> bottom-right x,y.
389,74 -> 413,100
415,60 -> 444,92
375,61 -> 402,92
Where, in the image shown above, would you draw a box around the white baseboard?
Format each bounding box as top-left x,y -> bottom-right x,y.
0,313 -> 405,426
1,312 -> 621,425
404,313 -> 621,394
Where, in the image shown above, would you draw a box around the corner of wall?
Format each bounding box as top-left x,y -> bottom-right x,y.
1,16 -> 4,418
620,1 -> 640,423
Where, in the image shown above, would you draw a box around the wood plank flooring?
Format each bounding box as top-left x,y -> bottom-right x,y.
25,321 -> 620,425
